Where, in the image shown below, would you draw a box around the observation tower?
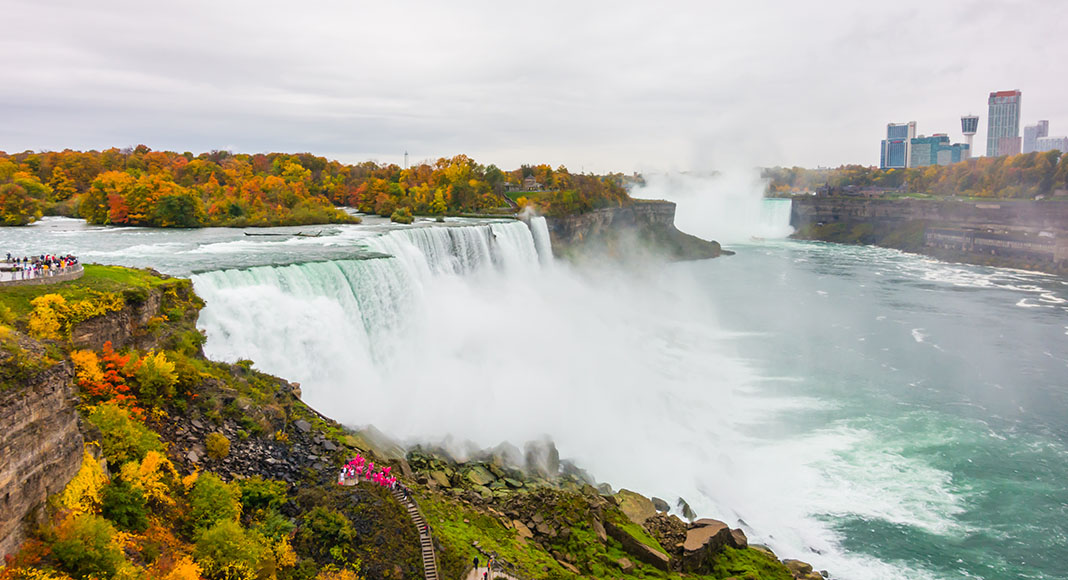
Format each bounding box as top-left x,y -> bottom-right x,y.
961,115 -> 979,158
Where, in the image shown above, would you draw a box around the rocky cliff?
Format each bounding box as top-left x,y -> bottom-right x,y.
791,197 -> 1068,274
543,200 -> 727,261
0,360 -> 82,559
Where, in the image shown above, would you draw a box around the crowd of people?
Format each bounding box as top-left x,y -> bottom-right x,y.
337,454 -> 399,489
1,252 -> 80,282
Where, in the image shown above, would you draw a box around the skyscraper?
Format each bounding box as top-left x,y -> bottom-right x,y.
986,90 -> 1022,157
880,121 -> 916,169
1023,120 -> 1049,154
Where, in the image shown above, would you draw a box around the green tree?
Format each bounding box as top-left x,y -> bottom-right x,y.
0,183 -> 41,225
189,472 -> 242,534
51,514 -> 125,580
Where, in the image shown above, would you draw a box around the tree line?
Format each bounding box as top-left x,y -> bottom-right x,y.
0,147 -> 632,227
763,150 -> 1068,199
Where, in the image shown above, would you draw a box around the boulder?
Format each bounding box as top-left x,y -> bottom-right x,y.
604,520 -> 671,571
430,470 -> 451,488
731,528 -> 748,548
783,559 -> 814,576
294,419 -> 311,433
677,497 -> 697,521
651,496 -> 670,512
592,518 -> 607,542
681,519 -> 733,573
513,520 -> 533,540
616,489 -> 657,525
618,557 -> 635,573
466,465 -> 496,486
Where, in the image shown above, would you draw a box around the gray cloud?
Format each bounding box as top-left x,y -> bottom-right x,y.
2,0 -> 1065,172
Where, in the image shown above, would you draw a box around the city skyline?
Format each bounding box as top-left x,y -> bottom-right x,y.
1,0 -> 1066,173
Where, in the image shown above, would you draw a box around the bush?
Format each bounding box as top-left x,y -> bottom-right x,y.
133,350 -> 177,405
101,478 -> 149,532
85,402 -> 164,465
389,207 -> 414,224
188,473 -> 241,534
237,477 -> 288,513
51,514 -> 124,580
295,507 -> 356,564
205,432 -> 230,460
193,519 -> 266,580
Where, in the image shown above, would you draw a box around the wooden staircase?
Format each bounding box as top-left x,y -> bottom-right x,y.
392,488 -> 440,580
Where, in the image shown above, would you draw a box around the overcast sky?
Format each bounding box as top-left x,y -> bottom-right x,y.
2,0 -> 1065,173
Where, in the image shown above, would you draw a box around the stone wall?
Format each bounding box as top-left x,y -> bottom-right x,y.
0,362 -> 83,559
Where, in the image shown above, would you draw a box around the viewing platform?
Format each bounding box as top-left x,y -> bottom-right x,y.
0,263 -> 83,287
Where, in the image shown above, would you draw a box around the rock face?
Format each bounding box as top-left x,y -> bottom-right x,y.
791,197 -> 1068,275
69,277 -> 202,351
544,200 -> 725,261
0,362 -> 83,559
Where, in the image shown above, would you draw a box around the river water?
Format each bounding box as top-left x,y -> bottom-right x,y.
1,208 -> 1066,580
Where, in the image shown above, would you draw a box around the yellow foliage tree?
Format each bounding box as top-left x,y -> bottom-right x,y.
162,556 -> 203,580
28,294 -> 65,340
70,350 -> 105,386
119,450 -> 179,508
58,446 -> 108,515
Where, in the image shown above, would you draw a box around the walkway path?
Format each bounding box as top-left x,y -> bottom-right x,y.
0,264 -> 82,286
390,487 -> 440,580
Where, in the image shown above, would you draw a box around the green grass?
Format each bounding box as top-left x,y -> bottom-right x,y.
418,492 -> 573,580
710,547 -> 794,580
604,509 -> 666,555
0,265 -> 174,322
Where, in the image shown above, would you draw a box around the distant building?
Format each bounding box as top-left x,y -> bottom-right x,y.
961,115 -> 979,158
1035,136 -> 1068,153
522,176 -> 541,191
1023,120 -> 1049,153
880,121 -> 916,169
986,89 -> 1022,157
911,134 -> 970,167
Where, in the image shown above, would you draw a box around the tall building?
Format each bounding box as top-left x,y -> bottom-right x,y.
911,134 -> 970,167
961,115 -> 979,158
1035,136 -> 1068,153
880,121 -> 916,169
986,89 -> 1022,157
1023,120 -> 1049,153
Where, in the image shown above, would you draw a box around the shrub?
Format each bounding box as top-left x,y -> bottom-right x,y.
236,477 -> 287,513
188,473 -> 241,534
389,206 -> 413,224
85,402 -> 163,465
205,432 -> 230,460
118,450 -> 180,509
101,478 -> 148,532
51,514 -> 124,580
193,520 -> 266,580
133,350 -> 177,405
295,507 -> 356,564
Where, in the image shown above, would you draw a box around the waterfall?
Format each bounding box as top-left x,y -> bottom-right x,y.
529,216 -> 553,265
193,220 -> 544,387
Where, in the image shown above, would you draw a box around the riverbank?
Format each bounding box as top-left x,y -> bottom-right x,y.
790,197 -> 1068,275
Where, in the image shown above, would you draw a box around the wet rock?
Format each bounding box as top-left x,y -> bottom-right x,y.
322,440 -> 337,451
294,419 -> 311,433
504,478 -> 524,488
652,496 -> 670,512
677,497 -> 697,521
783,559 -> 814,576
